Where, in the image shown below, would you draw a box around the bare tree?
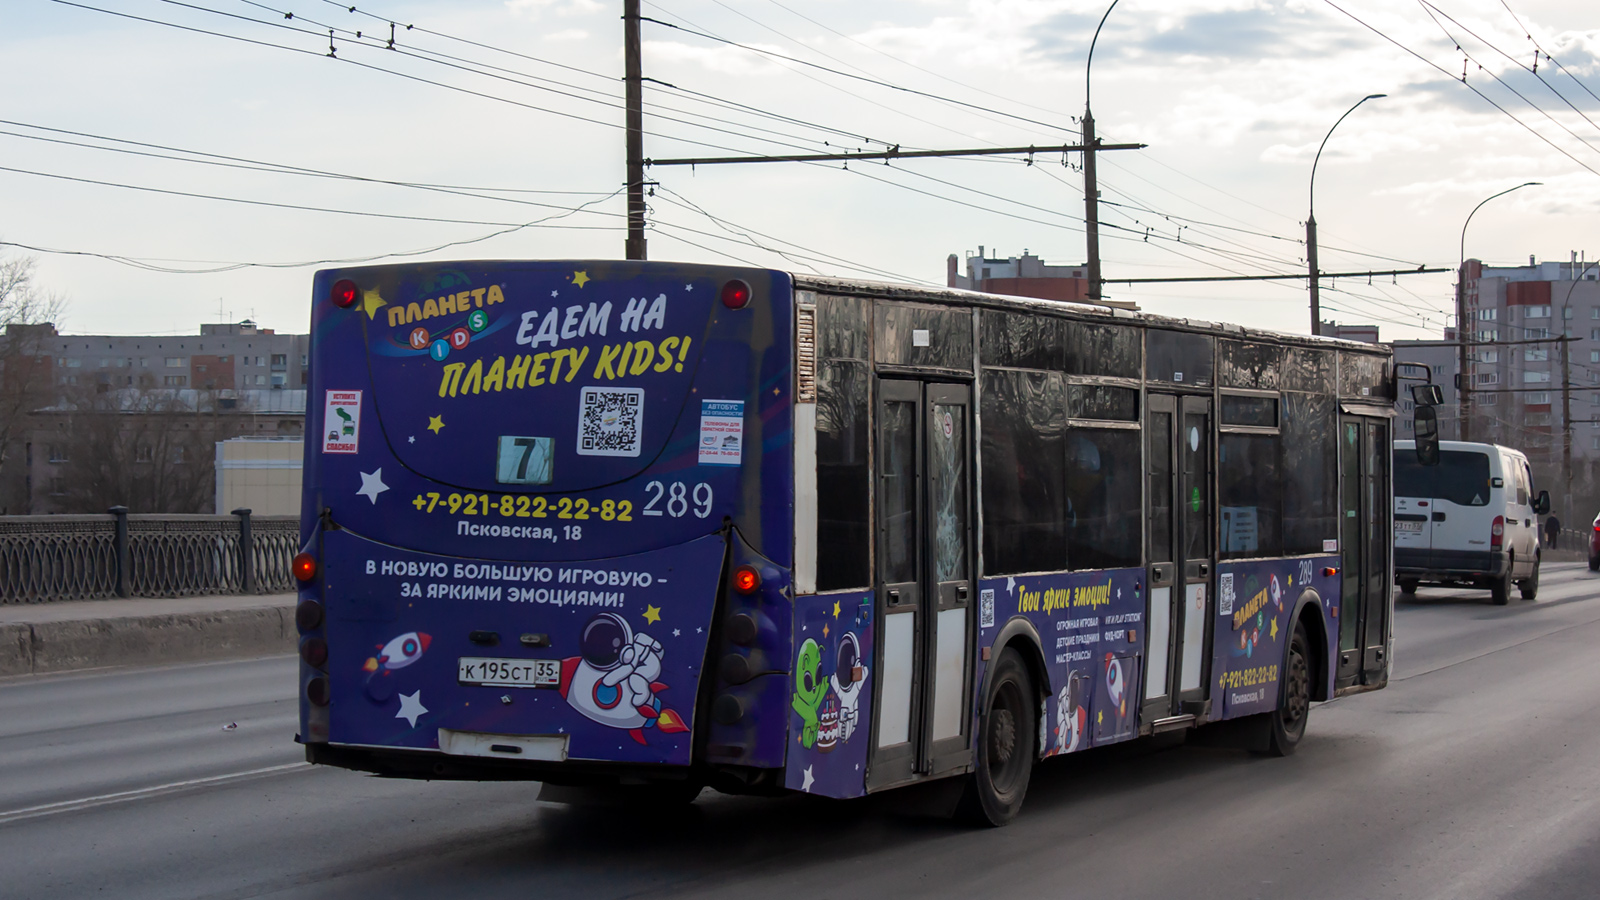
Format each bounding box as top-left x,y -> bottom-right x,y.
54,388 -> 243,513
0,251 -> 68,511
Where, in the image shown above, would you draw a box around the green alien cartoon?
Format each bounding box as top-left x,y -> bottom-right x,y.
792,638 -> 827,749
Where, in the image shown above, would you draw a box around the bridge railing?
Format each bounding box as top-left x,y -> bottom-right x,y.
0,509 -> 300,603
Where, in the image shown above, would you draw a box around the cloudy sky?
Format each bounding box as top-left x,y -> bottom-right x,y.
3,0 -> 1597,339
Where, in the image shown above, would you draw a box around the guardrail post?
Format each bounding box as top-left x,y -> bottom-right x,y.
232,508 -> 254,594
108,505 -> 130,598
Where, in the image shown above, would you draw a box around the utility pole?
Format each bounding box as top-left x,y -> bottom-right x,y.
624,0 -> 647,261
1307,94 -> 1385,338
1083,110 -> 1103,301
1561,260 -> 1596,518
1307,217 -> 1320,335
1458,263 -> 1470,442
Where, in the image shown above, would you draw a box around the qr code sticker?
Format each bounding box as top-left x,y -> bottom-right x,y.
1218,572 -> 1234,617
577,386 -> 644,457
980,589 -> 995,629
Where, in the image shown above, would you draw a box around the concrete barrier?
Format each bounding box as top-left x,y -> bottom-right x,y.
0,602 -> 295,676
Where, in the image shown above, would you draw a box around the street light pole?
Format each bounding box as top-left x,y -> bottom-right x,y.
1307,94 -> 1385,336
1561,259 -> 1596,521
1083,0 -> 1120,301
1457,181 -> 1541,442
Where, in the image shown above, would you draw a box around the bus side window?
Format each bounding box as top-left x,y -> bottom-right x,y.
815,295 -> 872,591
979,368 -> 1067,576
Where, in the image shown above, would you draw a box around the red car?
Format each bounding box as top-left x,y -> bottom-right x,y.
1590,513 -> 1600,571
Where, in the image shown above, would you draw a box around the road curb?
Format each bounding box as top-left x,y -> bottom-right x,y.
0,606 -> 295,676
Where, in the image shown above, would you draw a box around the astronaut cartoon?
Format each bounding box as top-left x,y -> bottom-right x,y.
559,612 -> 689,745
1056,671 -> 1087,754
828,631 -> 868,743
792,638 -> 827,749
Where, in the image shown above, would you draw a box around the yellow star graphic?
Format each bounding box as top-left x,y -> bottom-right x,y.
427,415 -> 445,434
822,622 -> 830,638
832,599 -> 841,619
642,604 -> 661,625
571,270 -> 590,288
1270,617 -> 1280,640
1288,575 -> 1295,586
361,287 -> 387,320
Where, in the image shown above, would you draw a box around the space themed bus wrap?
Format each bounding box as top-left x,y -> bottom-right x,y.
295,260 -> 1395,824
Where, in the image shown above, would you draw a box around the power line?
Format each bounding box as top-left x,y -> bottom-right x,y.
637,12 -> 1079,137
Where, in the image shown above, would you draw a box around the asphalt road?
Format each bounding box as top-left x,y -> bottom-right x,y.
4,563 -> 1600,900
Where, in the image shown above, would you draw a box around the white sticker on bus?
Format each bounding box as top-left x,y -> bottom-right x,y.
322,390 -> 362,454
698,399 -> 744,466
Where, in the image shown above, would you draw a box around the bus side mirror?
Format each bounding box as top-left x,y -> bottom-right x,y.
1414,406 -> 1440,466
1534,490 -> 1551,515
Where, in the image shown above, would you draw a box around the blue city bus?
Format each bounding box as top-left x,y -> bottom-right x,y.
295,260 -> 1395,824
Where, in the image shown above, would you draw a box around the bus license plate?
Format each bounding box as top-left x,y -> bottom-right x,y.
458,657 -> 561,688
1396,520 -> 1424,533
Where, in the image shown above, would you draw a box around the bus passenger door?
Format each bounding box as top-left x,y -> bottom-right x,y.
1337,415 -> 1391,686
1144,394 -> 1212,723
1143,395 -> 1179,722
1176,396 -> 1214,712
870,379 -> 974,787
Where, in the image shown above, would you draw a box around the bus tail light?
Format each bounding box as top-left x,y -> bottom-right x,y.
1491,516 -> 1505,549
732,565 -> 761,594
300,637 -> 329,668
330,279 -> 359,308
720,279 -> 752,309
295,599 -> 324,632
293,552 -> 318,582
306,676 -> 331,706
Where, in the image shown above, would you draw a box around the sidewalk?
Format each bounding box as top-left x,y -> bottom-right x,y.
0,593 -> 296,678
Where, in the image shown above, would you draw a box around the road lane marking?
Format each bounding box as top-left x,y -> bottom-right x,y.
0,762 -> 310,825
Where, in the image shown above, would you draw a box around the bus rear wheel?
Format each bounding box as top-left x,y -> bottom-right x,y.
1262,623 -> 1311,757
958,647 -> 1035,827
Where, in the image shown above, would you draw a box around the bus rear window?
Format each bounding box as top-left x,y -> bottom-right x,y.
1394,450 -> 1492,506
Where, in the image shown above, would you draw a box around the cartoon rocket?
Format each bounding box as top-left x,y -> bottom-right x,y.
559,612 -> 689,745
364,631 -> 430,674
1056,672 -> 1086,754
828,631 -> 869,742
1105,653 -> 1126,717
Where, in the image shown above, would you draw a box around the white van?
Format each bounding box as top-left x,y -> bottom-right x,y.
1393,440 -> 1548,604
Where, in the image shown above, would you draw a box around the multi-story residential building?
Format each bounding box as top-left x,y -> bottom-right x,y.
34,319 -> 309,393
0,319 -> 307,514
1456,253 -> 1600,518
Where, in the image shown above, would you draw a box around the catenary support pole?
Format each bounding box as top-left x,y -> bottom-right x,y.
624,0 -> 647,261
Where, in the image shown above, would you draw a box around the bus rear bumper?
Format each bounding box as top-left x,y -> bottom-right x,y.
306,740 -> 694,786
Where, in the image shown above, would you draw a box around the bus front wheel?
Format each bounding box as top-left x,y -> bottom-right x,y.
958,647 -> 1035,827
1261,623 -> 1311,757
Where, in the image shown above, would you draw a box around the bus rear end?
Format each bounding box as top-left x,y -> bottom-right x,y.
295,260 -> 793,790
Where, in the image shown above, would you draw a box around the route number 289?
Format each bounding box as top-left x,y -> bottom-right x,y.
642,481 -> 713,518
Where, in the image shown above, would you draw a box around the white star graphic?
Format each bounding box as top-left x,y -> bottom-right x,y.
357,468 -> 389,504
696,627 -> 703,633
685,283 -> 693,291
395,690 -> 427,727
408,436 -> 415,444
1006,576 -> 1016,595
551,290 -> 559,298
673,628 -> 681,637
800,765 -> 815,792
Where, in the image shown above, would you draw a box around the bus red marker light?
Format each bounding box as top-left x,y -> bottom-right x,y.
732,565 -> 760,594
720,279 -> 752,309
712,694 -> 743,725
726,612 -> 757,645
306,676 -> 331,706
330,279 -> 358,308
1322,567 -> 1338,577
300,637 -> 329,668
293,552 -> 318,582
295,599 -> 324,632
1491,516 -> 1505,550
